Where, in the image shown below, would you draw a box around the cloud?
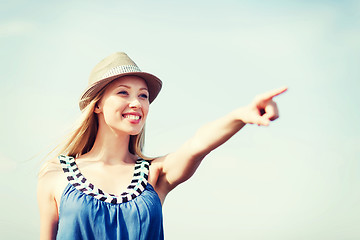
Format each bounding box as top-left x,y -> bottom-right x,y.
0,20 -> 36,37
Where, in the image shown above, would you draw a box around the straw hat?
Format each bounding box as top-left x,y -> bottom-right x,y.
79,52 -> 162,110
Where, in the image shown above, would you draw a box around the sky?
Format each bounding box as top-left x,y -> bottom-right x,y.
1,0 -> 359,239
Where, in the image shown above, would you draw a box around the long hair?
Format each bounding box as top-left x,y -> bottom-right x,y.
39,86 -> 152,177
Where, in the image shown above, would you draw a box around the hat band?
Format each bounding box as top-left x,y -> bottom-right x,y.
102,65 -> 142,79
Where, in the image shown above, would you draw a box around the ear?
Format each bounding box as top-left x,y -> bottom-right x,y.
94,103 -> 102,114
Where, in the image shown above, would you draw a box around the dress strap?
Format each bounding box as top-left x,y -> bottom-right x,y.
58,155 -> 150,204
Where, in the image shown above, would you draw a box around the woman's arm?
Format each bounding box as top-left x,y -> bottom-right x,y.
154,86 -> 288,195
37,166 -> 60,240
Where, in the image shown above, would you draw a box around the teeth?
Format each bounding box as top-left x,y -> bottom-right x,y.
124,114 -> 140,120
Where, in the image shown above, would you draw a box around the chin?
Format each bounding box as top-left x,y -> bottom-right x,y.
128,130 -> 141,136
125,127 -> 143,136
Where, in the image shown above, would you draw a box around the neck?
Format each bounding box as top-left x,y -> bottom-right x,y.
84,123 -> 136,165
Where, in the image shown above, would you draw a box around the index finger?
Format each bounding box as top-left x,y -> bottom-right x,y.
260,86 -> 288,100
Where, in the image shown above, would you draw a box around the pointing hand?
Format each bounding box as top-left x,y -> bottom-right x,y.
238,87 -> 288,126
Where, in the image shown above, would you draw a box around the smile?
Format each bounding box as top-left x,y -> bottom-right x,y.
122,114 -> 141,120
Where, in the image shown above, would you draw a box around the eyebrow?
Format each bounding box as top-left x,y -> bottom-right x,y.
117,84 -> 148,91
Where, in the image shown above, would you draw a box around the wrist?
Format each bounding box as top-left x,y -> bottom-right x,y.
230,107 -> 247,125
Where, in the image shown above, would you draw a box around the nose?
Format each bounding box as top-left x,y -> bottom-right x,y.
129,98 -> 141,109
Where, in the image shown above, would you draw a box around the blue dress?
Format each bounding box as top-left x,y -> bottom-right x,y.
56,155 -> 164,240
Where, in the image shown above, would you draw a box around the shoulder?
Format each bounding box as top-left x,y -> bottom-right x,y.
149,155 -> 166,166
37,157 -> 65,197
147,155 -> 166,176
38,157 -> 63,180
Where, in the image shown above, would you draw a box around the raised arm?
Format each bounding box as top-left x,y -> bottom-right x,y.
154,87 -> 288,195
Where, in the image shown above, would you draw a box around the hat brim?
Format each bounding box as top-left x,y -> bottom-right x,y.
79,72 -> 162,111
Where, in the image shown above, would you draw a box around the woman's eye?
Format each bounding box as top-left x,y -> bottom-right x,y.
139,93 -> 148,99
118,91 -> 128,95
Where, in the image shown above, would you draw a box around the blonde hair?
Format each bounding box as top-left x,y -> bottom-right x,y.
39,86 -> 152,177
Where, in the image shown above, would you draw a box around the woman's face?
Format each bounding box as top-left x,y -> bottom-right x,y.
95,76 -> 150,136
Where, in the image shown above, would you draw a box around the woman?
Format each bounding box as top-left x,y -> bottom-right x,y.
37,52 -> 287,239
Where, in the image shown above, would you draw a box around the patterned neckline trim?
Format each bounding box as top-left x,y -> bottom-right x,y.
58,155 -> 150,204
